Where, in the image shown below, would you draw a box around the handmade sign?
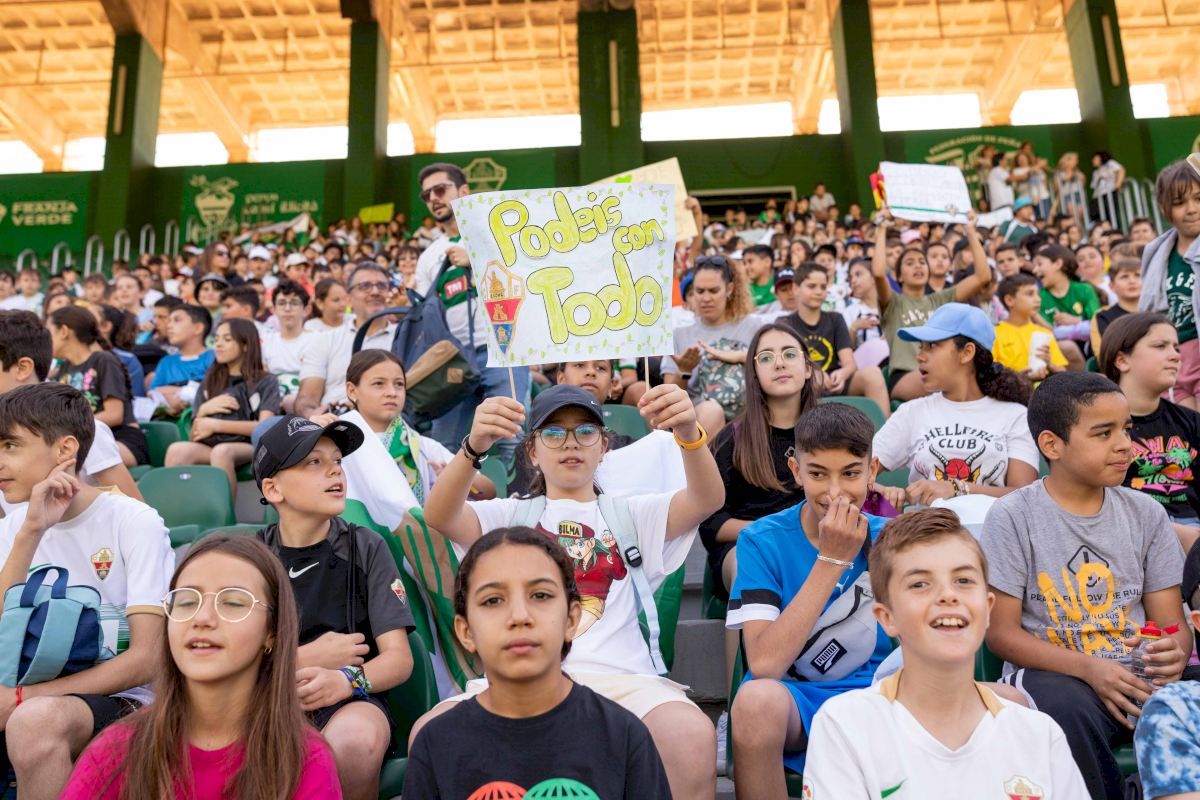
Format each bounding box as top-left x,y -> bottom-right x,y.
594,158 -> 696,240
451,184 -> 677,368
879,161 -> 972,224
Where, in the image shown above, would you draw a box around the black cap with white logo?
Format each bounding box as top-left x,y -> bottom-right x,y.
252,415 -> 365,488
527,384 -> 605,432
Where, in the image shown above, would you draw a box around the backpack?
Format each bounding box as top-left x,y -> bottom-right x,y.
0,566 -> 113,686
694,337 -> 748,420
513,495 -> 669,676
789,570 -> 879,683
352,257 -> 480,417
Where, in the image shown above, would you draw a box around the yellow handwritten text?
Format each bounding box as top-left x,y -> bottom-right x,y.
527,252 -> 663,345
488,191 -> 622,267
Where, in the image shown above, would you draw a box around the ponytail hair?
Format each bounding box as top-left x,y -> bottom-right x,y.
49,305 -> 107,348
954,335 -> 1032,405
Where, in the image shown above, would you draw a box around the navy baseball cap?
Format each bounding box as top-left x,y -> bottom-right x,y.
898,303 -> 996,350
252,415 -> 364,487
528,385 -> 604,432
774,268 -> 796,288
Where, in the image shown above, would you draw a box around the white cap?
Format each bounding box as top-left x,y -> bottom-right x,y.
248,245 -> 271,261
284,252 -> 308,268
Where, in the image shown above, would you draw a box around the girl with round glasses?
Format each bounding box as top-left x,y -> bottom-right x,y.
62,535 -> 340,799
420,381 -> 726,800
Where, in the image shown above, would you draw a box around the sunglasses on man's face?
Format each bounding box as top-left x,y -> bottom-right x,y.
420,182 -> 457,204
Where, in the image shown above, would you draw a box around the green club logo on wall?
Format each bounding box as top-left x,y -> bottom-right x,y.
463,158 -> 509,192
191,175 -> 239,228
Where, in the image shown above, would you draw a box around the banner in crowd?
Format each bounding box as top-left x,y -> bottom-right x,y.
451,183 -> 676,368
0,172 -> 92,259
594,157 -> 698,240
181,162 -> 324,235
879,162 -> 972,224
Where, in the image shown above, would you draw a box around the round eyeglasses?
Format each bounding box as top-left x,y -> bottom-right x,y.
754,347 -> 804,367
537,423 -> 601,449
162,588 -> 272,623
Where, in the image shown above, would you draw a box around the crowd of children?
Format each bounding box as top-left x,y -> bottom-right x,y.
0,153 -> 1197,799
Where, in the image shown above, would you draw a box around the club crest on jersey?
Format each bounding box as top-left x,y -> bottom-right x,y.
1004,775 -> 1045,800
390,579 -> 407,605
91,547 -> 114,580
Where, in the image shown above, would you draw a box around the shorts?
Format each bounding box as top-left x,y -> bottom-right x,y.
886,368 -> 910,392
446,672 -> 695,720
112,425 -> 150,466
706,542 -> 736,602
68,693 -> 144,735
1175,338 -> 1200,403
820,374 -> 851,397
310,694 -> 398,756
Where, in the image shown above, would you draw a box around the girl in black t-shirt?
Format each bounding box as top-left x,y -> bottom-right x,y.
700,322 -> 820,600
1100,312 -> 1200,553
47,305 -> 149,466
404,527 -> 671,800
165,318 -> 281,501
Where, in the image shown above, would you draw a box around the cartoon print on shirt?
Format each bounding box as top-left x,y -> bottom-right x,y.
537,520 -> 627,636
1130,434 -> 1196,510
916,424 -> 1007,485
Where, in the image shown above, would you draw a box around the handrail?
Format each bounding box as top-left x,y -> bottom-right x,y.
84,235 -> 105,277
15,249 -> 37,272
112,229 -> 131,263
164,220 -> 180,258
50,242 -> 73,275
138,224 -> 156,258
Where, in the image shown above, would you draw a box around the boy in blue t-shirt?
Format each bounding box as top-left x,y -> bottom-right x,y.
148,304 -> 214,413
727,402 -> 892,795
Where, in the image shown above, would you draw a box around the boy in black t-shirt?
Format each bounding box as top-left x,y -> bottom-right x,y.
404,526 -> 671,799
781,263 -> 890,418
253,415 -> 414,800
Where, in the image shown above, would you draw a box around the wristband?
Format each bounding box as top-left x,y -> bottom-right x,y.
460,435 -> 488,470
674,423 -> 708,451
817,554 -> 854,569
14,686 -> 21,706
339,666 -> 370,700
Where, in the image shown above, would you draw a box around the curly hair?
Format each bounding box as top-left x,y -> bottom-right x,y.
953,335 -> 1032,405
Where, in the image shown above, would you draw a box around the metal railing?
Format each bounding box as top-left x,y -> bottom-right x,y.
138,224 -> 156,258
164,220 -> 180,258
112,229 -> 131,263
50,242 -> 73,275
84,235 -> 105,277
15,249 -> 37,272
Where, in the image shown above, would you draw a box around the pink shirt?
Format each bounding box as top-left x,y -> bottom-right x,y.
61,723 -> 342,799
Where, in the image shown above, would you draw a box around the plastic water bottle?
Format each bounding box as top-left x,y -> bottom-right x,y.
1126,621 -> 1163,726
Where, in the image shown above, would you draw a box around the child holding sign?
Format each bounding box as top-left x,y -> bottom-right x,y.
419,382 -> 725,800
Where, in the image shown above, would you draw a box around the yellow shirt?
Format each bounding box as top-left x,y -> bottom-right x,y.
993,320 -> 1068,372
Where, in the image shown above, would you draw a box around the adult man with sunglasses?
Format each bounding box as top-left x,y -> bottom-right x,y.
414,162 -> 531,459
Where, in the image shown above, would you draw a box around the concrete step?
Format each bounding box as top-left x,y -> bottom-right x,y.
670,618 -> 728,703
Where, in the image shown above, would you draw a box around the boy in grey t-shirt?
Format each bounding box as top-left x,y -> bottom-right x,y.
981,373 -> 1189,800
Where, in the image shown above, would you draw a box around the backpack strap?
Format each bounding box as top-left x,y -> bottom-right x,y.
598,494 -> 668,677
511,497 -> 547,530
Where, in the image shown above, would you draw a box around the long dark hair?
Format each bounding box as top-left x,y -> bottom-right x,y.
99,304 -> 137,350
454,527 -> 581,659
310,278 -> 343,321
1037,243 -> 1079,281
733,323 -> 821,491
952,335 -> 1032,405
693,255 -> 753,322
1098,312 -> 1173,384
95,535 -> 309,800
49,305 -> 107,350
346,348 -> 405,388
202,318 -> 266,401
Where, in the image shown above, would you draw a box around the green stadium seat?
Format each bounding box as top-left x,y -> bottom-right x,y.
876,468 -> 910,489
479,455 -> 509,499
200,524 -> 262,538
235,462 -> 255,482
702,567 -> 728,620
138,465 -> 236,535
652,566 -> 686,672
262,504 -> 279,525
377,632 -> 441,800
820,395 -> 886,431
142,421 -> 181,467
602,404 -> 651,441
128,465 -> 152,482
168,524 -> 202,549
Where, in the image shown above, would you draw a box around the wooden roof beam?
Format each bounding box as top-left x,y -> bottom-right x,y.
0,87 -> 66,170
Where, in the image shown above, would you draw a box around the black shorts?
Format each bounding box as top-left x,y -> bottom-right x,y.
820,378 -> 852,397
310,693 -> 397,755
886,368 -> 910,392
69,693 -> 144,735
112,425 -> 150,466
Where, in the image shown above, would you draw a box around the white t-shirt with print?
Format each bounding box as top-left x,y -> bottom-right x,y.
0,492 -> 173,703
873,393 -> 1040,487
803,671 -> 1089,799
0,420 -> 123,517
469,494 -> 692,676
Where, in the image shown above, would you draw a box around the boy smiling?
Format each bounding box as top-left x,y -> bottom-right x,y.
803,508 -> 1088,798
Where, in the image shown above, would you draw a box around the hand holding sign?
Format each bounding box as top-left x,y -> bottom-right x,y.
879,162 -> 973,224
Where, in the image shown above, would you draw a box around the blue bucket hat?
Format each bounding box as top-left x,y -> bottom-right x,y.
898,303 -> 995,350
1013,196 -> 1034,211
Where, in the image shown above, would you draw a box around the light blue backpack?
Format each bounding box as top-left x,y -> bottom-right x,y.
0,566 -> 113,686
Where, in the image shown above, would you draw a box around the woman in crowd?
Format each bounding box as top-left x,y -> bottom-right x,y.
305,278 -> 349,333
841,257 -> 883,347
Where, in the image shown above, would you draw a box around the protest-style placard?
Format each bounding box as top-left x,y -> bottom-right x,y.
879,161 -> 973,223
451,184 -> 677,368
594,158 -> 697,240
